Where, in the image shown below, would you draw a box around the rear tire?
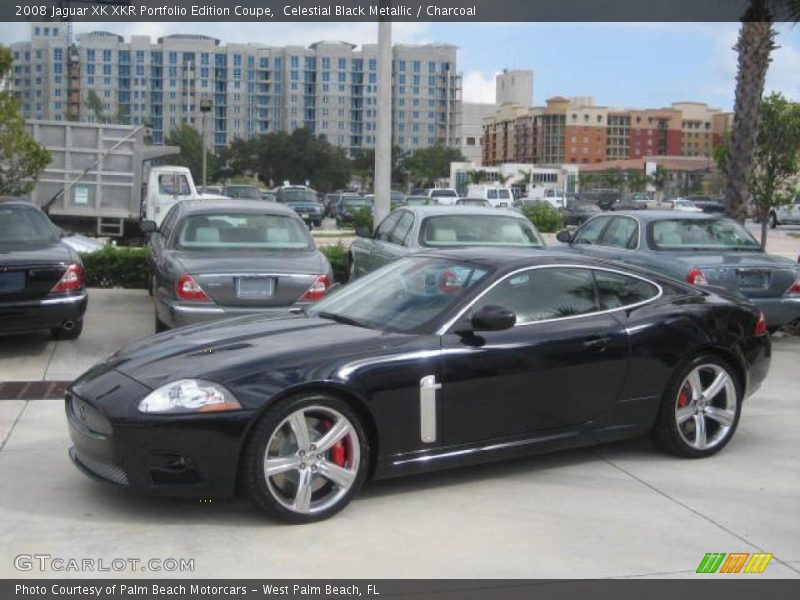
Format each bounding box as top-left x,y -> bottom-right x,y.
653,355 -> 742,458
243,393 -> 370,523
51,319 -> 83,340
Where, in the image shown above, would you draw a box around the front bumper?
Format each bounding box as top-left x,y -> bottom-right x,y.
66,372 -> 254,498
155,294 -> 308,329
750,296 -> 800,328
0,291 -> 87,334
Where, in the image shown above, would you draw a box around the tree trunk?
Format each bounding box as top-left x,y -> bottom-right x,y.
725,13 -> 776,223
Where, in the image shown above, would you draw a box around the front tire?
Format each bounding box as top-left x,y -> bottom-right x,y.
653,355 -> 742,458
243,394 -> 370,523
154,308 -> 168,333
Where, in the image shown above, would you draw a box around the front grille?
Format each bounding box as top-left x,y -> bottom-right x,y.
69,395 -> 112,436
72,448 -> 129,486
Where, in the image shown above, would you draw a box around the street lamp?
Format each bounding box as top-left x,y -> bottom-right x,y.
199,98 -> 213,190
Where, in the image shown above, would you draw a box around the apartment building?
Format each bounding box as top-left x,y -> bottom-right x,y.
482,95 -> 730,167
9,24 -> 462,156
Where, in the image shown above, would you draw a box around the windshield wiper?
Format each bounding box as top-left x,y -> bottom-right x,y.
316,311 -> 368,328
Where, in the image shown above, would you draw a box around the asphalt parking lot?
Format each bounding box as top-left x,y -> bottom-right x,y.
0,288 -> 798,579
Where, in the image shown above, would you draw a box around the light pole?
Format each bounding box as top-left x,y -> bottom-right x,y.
373,9 -> 393,228
199,98 -> 213,190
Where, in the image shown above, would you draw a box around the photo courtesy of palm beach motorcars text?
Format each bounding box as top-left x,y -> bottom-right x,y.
0,0 -> 799,598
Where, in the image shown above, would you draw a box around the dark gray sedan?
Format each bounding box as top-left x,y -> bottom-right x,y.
557,211 -> 800,329
349,205 -> 546,278
142,200 -> 333,331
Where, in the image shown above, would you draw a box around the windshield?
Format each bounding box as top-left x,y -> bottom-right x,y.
175,212 -> 313,250
280,189 -> 318,203
0,206 -> 59,244
343,197 -> 372,207
420,215 -> 545,248
308,257 -> 492,333
224,186 -> 261,199
650,219 -> 761,251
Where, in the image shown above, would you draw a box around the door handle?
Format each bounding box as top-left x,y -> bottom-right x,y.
582,336 -> 610,352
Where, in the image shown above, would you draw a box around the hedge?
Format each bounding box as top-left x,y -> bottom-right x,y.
80,243 -> 350,289
80,246 -> 152,289
521,201 -> 564,233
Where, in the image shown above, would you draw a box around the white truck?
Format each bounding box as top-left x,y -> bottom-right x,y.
769,194 -> 800,228
24,120 -> 226,240
526,186 -> 568,209
465,184 -> 515,208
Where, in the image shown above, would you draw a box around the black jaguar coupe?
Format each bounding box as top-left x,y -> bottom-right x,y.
66,249 -> 771,522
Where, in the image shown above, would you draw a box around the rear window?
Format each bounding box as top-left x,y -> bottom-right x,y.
175,213 -> 313,250
420,215 -> 544,247
650,219 -> 761,251
431,190 -> 457,197
223,186 -> 261,199
0,206 -> 58,244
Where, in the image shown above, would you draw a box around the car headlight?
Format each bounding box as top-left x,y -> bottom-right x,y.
138,379 -> 242,414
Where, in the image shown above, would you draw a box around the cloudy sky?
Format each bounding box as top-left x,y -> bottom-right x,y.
1,21 -> 798,110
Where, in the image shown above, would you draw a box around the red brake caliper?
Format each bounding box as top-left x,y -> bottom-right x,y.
678,385 -> 691,407
324,420 -> 348,467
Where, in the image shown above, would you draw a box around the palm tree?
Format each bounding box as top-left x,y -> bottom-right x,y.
466,169 -> 487,185
725,0 -> 800,221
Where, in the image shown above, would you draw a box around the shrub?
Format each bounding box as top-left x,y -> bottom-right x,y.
319,242 -> 349,283
80,246 -> 152,289
521,201 -> 563,233
351,207 -> 373,231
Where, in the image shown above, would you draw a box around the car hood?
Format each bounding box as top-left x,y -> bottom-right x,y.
170,249 -> 329,275
101,314 -> 404,390
0,241 -> 75,265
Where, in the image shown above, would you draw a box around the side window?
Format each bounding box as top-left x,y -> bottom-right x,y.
594,270 -> 658,309
475,268 -> 598,325
487,189 -> 498,199
159,206 -> 179,242
599,217 -> 638,249
573,216 -> 611,245
389,211 -> 415,245
375,212 -> 402,241
158,174 -> 190,196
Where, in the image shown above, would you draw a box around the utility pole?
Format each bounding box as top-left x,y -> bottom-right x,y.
199,98 -> 213,190
373,7 -> 392,228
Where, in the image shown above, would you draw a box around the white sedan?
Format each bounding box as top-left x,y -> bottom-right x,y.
670,199 -> 704,213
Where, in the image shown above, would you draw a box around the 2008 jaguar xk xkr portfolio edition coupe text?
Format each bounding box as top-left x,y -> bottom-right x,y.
66,250 -> 771,523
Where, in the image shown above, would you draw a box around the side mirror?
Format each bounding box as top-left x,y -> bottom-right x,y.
556,229 -> 573,243
355,225 -> 372,238
140,220 -> 158,234
470,305 -> 516,332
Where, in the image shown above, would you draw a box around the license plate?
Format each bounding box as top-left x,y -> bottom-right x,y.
0,271 -> 25,293
236,277 -> 274,299
738,270 -> 769,289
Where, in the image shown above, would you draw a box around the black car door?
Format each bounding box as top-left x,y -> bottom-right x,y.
439,266 -> 629,445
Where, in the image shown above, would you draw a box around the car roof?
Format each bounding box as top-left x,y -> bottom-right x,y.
609,210 -> 724,222
0,197 -> 41,210
413,247 -> 675,281
402,205 -> 524,218
177,199 -> 297,216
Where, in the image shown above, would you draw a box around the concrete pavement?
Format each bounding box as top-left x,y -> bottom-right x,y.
0,288 -> 798,578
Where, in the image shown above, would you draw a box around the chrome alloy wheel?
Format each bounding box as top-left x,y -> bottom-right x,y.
263,406 -> 361,515
674,364 -> 737,451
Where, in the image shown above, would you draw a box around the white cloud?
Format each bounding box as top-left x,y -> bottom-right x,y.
462,70 -> 498,104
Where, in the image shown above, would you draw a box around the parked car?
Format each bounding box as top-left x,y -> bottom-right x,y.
684,195 -> 726,214
142,199 -> 332,331
579,189 -> 622,211
769,194 -> 800,228
427,188 -> 460,205
57,229 -> 106,254
401,195 -> 434,207
66,248 -> 770,522
222,185 -> 262,200
390,190 -> 406,209
275,186 -> 325,229
197,185 -> 223,196
409,187 -> 429,196
556,211 -> 800,329
0,199 -> 87,339
670,198 -> 704,213
560,199 -> 603,226
261,190 -> 277,202
349,206 -> 545,278
336,195 -> 374,226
